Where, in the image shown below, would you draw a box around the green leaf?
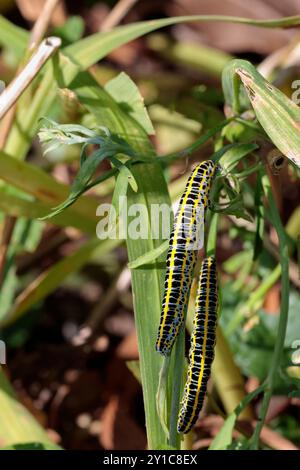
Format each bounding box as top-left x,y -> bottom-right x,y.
105,72 -> 155,135
221,286 -> 300,392
7,14 -> 300,159
222,59 -> 300,168
219,143 -> 258,171
68,70 -> 177,449
39,147 -> 110,220
0,150 -> 99,231
4,13 -> 300,450
38,118 -> 139,219
65,15 -> 300,72
0,188 -> 96,234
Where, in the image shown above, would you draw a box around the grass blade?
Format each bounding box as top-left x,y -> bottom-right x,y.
0,189 -> 96,234
69,70 -> 174,449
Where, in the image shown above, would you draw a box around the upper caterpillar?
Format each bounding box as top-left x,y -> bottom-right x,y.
156,161 -> 217,356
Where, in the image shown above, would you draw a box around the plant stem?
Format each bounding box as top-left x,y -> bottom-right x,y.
158,119 -> 232,163
226,264 -> 281,334
169,327 -> 185,449
206,212 -> 219,256
249,173 -> 290,449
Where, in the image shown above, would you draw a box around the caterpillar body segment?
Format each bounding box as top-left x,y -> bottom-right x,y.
177,256 -> 218,433
156,161 -> 217,356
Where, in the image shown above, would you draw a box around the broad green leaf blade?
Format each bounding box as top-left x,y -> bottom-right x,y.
222,59 -> 300,168
1,238 -> 119,327
65,15 -> 300,71
0,369 -> 61,449
105,72 -> 155,136
69,71 -> 177,449
126,164 -> 176,449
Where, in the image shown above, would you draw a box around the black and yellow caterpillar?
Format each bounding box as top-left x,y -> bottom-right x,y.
177,256 -> 218,434
156,161 -> 217,356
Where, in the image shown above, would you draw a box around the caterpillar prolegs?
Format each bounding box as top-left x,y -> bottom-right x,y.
156,161 -> 217,356
177,256 -> 218,434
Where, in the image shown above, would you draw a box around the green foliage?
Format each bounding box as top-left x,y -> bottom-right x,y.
0,11 -> 300,452
222,59 -> 300,168
221,286 -> 300,393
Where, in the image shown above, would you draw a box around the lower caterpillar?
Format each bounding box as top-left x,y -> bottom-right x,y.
177,256 -> 218,434
156,161 -> 217,356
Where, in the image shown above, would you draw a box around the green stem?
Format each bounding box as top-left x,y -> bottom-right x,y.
226,264 -> 281,334
158,119 -> 233,163
206,212 -> 219,256
169,327 -> 185,449
249,173 -> 290,449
